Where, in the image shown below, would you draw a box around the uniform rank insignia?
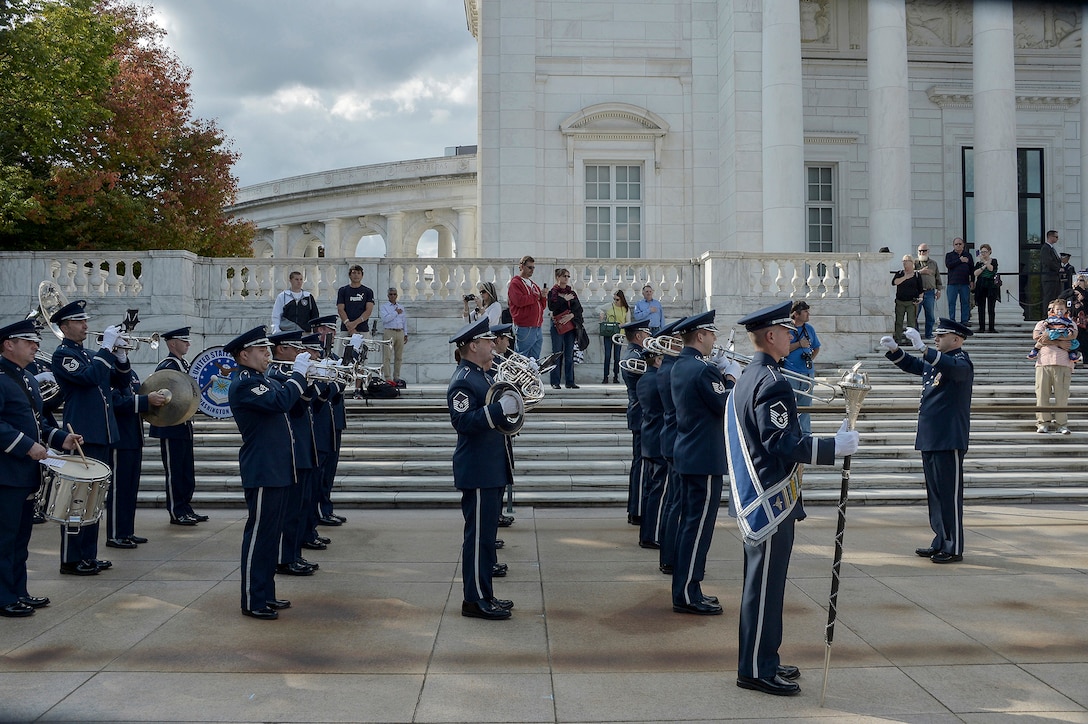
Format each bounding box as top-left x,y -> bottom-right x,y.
712,381 -> 726,395
62,357 -> 79,372
252,384 -> 269,396
769,400 -> 790,429
452,390 -> 470,413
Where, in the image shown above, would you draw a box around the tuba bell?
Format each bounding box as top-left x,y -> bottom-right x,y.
485,380 -> 525,435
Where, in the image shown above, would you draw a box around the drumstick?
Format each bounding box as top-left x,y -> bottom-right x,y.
66,424 -> 90,469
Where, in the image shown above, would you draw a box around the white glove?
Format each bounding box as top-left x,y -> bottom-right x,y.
100,324 -> 123,351
292,351 -> 313,377
904,327 -> 924,351
834,419 -> 860,457
719,358 -> 742,381
34,371 -> 56,385
878,335 -> 899,353
114,349 -> 128,364
498,390 -> 520,415
349,333 -> 364,352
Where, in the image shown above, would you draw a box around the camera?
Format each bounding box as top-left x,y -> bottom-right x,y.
463,294 -> 476,302
801,351 -> 813,369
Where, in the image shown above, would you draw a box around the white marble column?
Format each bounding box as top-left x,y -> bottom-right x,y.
762,0 -> 805,252
972,1 -> 1018,267
1081,3 -> 1088,267
867,0 -> 912,252
437,227 -> 455,258
385,212 -> 406,257
272,225 -> 290,258
320,218 -> 344,258
454,206 -> 478,257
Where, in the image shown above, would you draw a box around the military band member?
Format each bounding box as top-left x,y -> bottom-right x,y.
25,350 -> 60,524
670,311 -> 741,615
490,323 -> 518,550
726,300 -> 858,696
302,332 -> 338,551
636,345 -> 666,549
149,328 -> 207,525
652,320 -> 683,574
51,300 -> 129,576
0,319 -> 82,616
105,366 -> 167,548
620,318 -> 652,525
266,331 -> 320,577
226,326 -> 312,620
311,315 -> 348,527
880,319 -> 973,563
447,318 -> 517,620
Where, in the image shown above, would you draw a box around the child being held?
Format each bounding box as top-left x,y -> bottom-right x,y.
1028,302 -> 1080,361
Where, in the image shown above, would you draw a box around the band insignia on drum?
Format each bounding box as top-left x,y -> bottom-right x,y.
712,381 -> 726,395
251,384 -> 269,396
769,400 -> 789,429
62,358 -> 78,372
452,390 -> 469,413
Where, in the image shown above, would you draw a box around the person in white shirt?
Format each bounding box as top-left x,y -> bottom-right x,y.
462,282 -> 504,326
270,271 -> 319,334
379,288 -> 408,381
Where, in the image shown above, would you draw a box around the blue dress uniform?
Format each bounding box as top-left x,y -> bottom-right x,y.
654,321 -> 683,573
885,318 -> 973,561
308,376 -> 339,542
621,318 -> 651,523
226,326 -> 306,618
50,300 -> 129,572
447,319 -> 512,619
636,355 -> 667,547
107,369 -> 152,545
0,320 -> 67,616
311,315 -> 347,525
148,328 -> 199,524
25,354 -> 61,430
726,301 -> 838,695
670,312 -> 732,611
266,331 -> 318,573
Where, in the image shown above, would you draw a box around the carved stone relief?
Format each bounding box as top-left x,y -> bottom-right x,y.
906,0 -> 972,47
800,0 -> 832,44
905,1 -> 1082,50
1013,4 -> 1080,49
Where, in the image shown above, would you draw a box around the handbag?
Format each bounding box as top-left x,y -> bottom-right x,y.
576,324 -> 591,351
554,316 -> 575,335
600,321 -> 620,337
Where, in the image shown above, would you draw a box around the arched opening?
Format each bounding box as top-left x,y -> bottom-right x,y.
355,234 -> 387,257
415,229 -> 440,258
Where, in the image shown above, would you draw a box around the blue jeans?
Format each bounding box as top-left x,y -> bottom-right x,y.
514,325 -> 542,360
946,284 -> 971,325
919,289 -> 937,338
603,339 -> 620,380
549,325 -> 577,386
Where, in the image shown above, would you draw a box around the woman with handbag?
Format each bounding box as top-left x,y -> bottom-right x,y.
972,243 -> 1000,333
547,268 -> 583,389
597,290 -> 632,383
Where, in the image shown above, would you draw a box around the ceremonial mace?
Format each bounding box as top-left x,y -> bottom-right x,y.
819,361 -> 871,707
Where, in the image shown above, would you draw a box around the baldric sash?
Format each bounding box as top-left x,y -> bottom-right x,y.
726,392 -> 801,546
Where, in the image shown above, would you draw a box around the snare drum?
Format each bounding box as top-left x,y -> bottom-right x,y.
39,457 -> 112,534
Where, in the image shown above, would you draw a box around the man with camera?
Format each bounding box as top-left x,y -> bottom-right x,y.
782,301 -> 821,435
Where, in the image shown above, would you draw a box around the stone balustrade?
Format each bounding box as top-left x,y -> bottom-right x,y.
0,250 -> 900,382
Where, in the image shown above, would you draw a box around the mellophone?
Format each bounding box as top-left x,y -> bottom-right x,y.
36,455 -> 113,535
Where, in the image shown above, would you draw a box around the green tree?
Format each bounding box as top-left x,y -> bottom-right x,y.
1,0 -> 253,256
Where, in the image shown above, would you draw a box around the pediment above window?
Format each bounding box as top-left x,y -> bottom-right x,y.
560,103 -> 669,170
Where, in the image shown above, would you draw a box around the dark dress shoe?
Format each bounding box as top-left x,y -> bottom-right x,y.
275,562 -> 315,576
170,515 -> 198,526
241,607 -> 278,620
33,511 -> 46,524
915,546 -> 938,557
601,377 -> 609,384
660,564 -> 674,575
126,535 -> 148,544
315,535 -> 332,544
491,563 -> 508,577
19,596 -> 50,608
612,376 -> 619,383
551,384 -> 562,390
105,538 -> 138,549
627,514 -> 641,526
0,602 -> 34,618
565,383 -> 580,389
777,664 -> 801,680
267,599 -> 292,610
638,540 -> 661,549
702,595 -> 720,606
93,559 -> 112,570
673,600 -> 724,615
736,674 -> 800,696
332,514 -> 347,523
930,552 -> 963,564
489,598 -> 514,610
497,514 -> 514,527
494,539 -> 504,549
461,600 -> 511,620
60,561 -> 99,576
190,513 -> 209,522
296,557 -> 319,571
316,516 -> 343,527
301,539 -> 328,550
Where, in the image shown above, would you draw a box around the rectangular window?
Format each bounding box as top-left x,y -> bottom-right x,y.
586,164 -> 642,258
805,165 -> 835,253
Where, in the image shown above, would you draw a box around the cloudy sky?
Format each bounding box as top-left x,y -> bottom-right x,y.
138,0 -> 479,189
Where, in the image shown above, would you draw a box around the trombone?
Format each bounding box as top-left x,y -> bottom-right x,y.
714,334 -> 838,404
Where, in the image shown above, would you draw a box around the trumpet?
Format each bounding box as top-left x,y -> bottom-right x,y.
94,330 -> 160,352
335,335 -> 393,350
711,342 -> 837,404
267,359 -> 357,386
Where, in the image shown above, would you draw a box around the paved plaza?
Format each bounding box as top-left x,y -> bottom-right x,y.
2,503 -> 1087,723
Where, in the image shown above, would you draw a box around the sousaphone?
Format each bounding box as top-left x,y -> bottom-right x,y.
140,369 -> 200,427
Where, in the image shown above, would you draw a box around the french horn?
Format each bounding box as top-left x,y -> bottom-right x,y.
493,352 -> 545,407
485,380 -> 525,436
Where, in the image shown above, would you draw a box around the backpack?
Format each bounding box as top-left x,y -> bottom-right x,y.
364,378 -> 400,399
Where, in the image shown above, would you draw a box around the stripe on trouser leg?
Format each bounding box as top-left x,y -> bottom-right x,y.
108,449 -> 120,539
242,488 -> 263,611
750,531 -> 774,679
472,489 -> 484,600
682,475 -> 713,605
163,441 -> 176,517
953,450 -> 963,555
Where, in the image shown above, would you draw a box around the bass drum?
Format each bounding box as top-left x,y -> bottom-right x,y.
189,346 -> 239,419
38,456 -> 112,534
